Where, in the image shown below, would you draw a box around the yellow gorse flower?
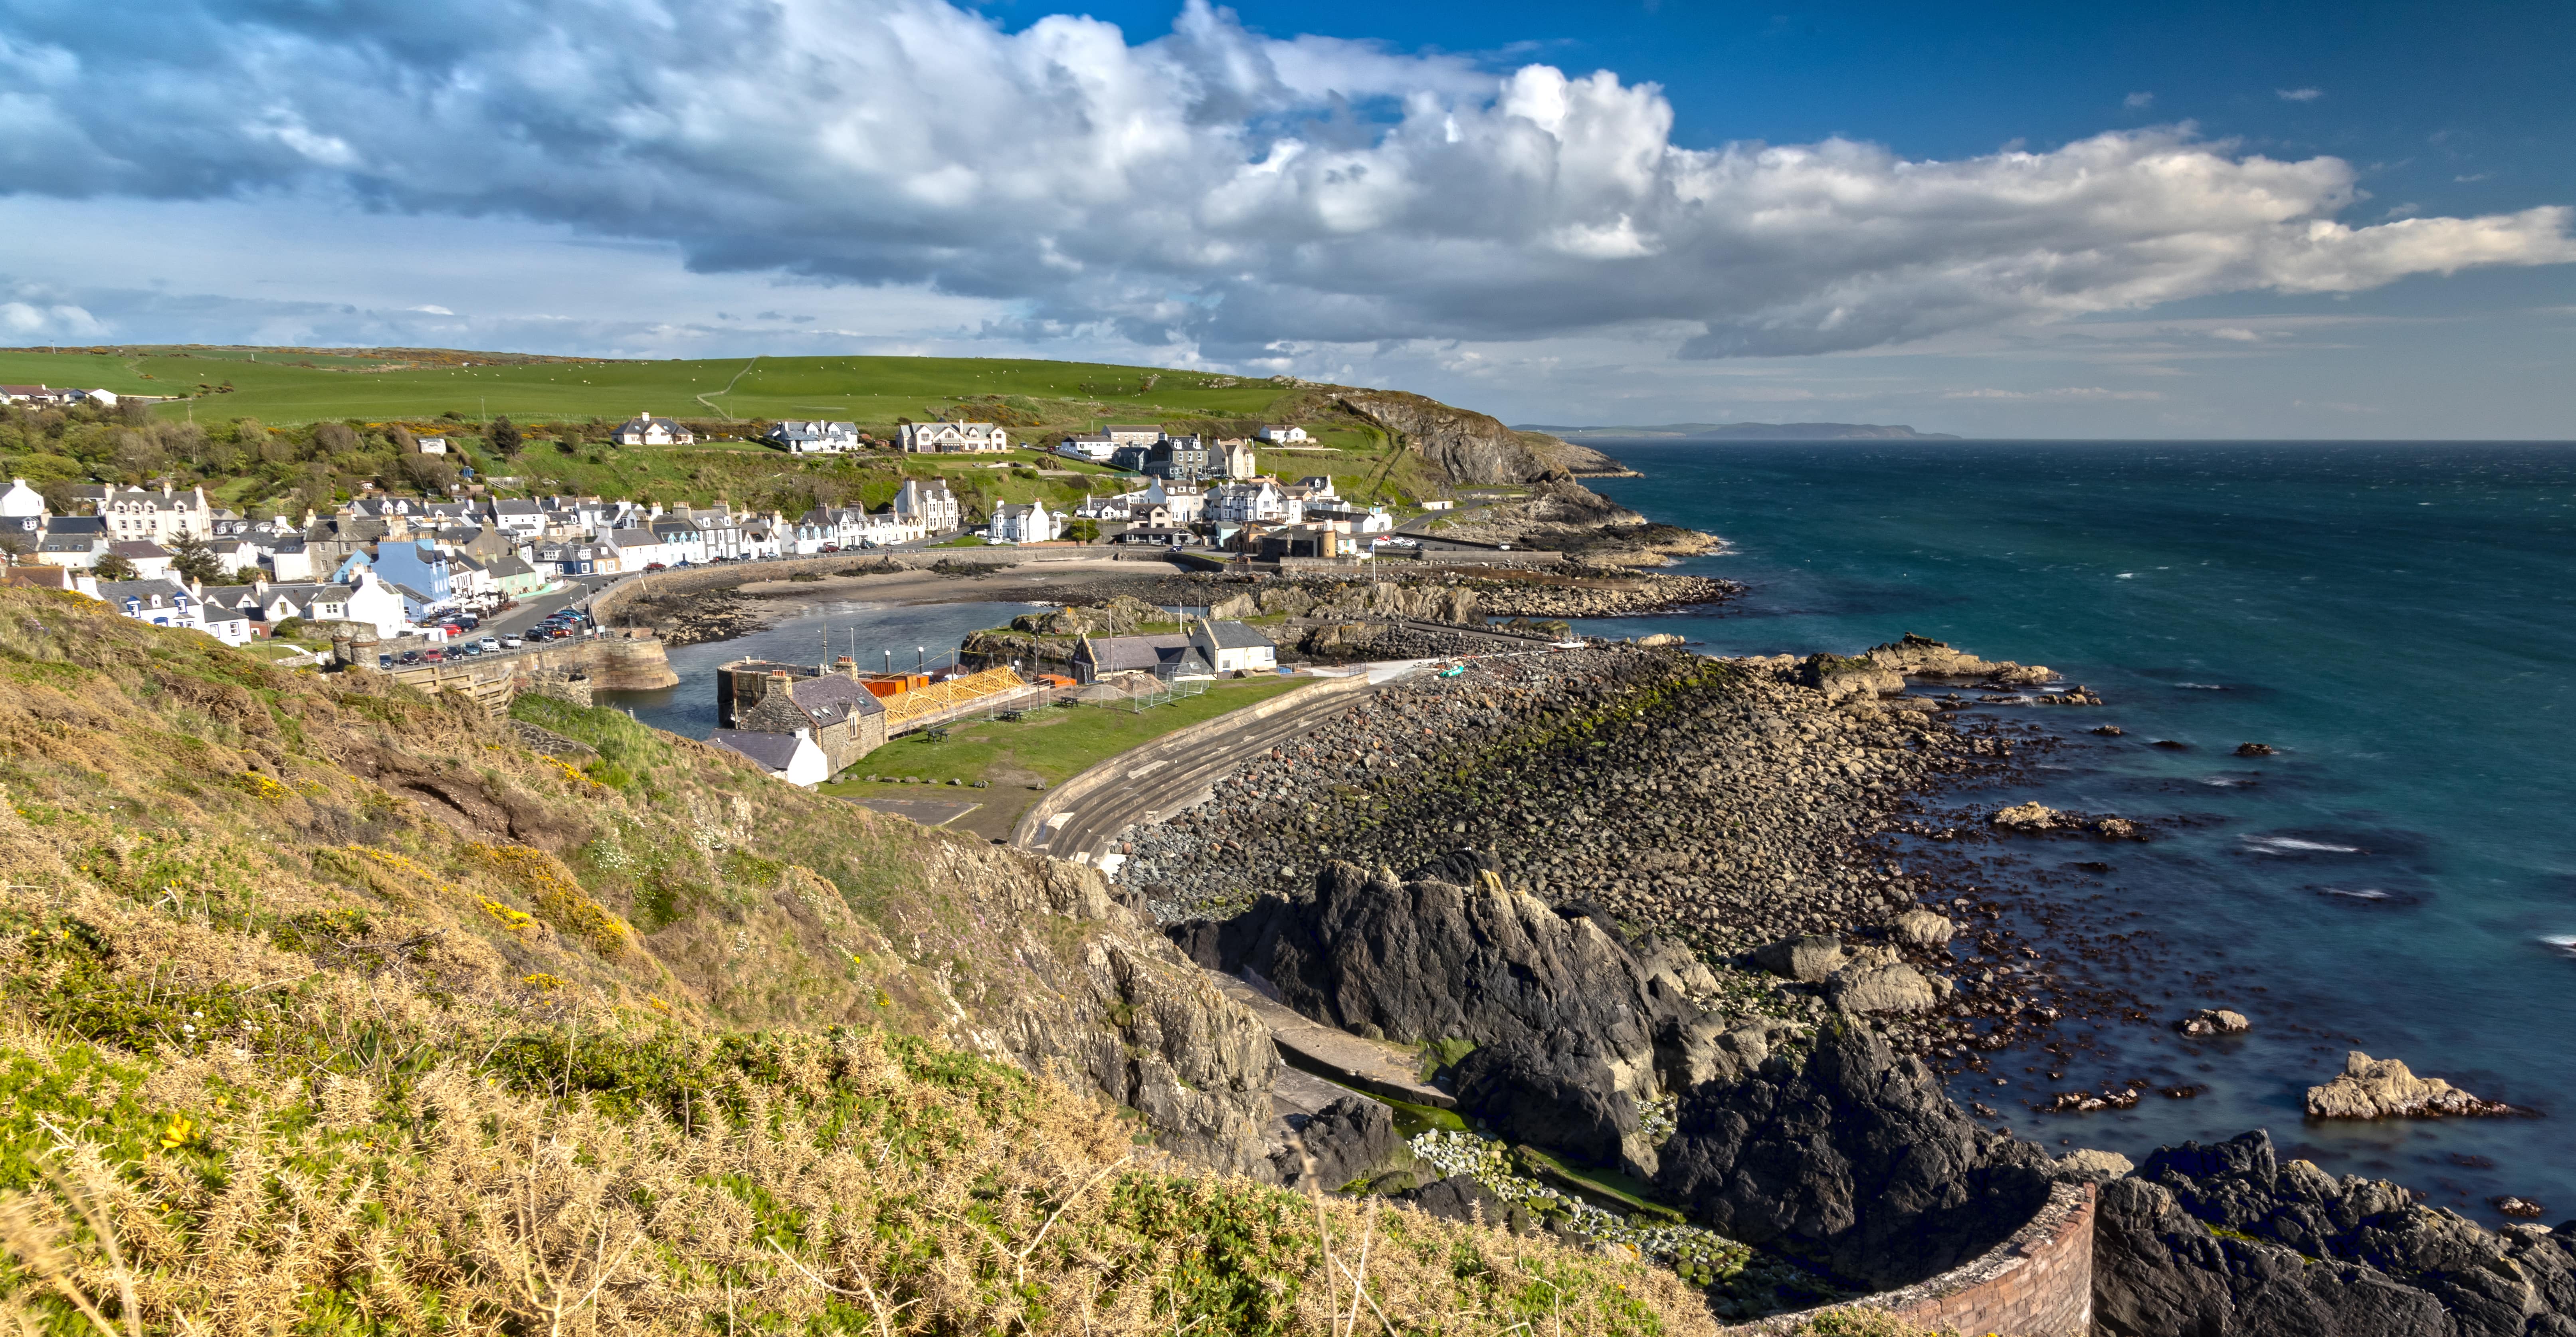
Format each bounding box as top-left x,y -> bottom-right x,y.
159,1113 -> 196,1150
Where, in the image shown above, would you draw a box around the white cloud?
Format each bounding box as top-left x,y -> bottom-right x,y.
0,0 -> 2565,364
410,304 -> 456,315
2208,327 -> 2263,341
2124,92 -> 2155,109
2277,87 -> 2325,102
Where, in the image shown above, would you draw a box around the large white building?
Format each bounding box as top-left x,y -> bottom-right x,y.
894,479 -> 962,533
898,421 -> 1009,453
101,485 -> 214,544
1256,425 -> 1309,443
767,420 -> 862,455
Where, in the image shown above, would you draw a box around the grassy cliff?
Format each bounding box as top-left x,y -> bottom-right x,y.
0,588 -> 1714,1334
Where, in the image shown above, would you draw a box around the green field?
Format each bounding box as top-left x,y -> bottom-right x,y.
0,347 -> 1300,429
817,675 -> 1312,840
0,346 -> 1444,515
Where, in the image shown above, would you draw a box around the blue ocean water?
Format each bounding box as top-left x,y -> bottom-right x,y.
595,598 -> 1046,739
1574,440 -> 2576,1220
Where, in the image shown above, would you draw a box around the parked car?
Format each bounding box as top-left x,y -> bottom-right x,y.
377,653 -> 393,669
397,650 -> 422,665
644,562 -> 667,572
457,615 -> 480,630
478,637 -> 500,651
423,648 -> 444,663
501,635 -> 523,649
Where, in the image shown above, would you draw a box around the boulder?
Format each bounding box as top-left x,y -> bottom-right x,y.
2175,1008 -> 2252,1038
2305,1051 -> 2515,1119
1635,632 -> 1685,648
1657,1014 -> 1780,1089
1892,908 -> 1956,947
1827,961 -> 1940,1014
1394,1174 -> 1523,1231
1993,802 -> 2067,832
1454,1032 -> 1643,1174
1276,1095 -> 1407,1191
1752,932 -> 1848,982
2236,742 -> 2279,757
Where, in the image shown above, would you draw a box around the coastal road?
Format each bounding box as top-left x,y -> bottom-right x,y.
1026,677 -> 1386,868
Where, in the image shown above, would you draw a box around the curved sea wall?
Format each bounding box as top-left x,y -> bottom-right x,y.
1721,1182 -> 2096,1337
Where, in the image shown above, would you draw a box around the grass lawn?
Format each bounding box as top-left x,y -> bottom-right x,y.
817,674 -> 1313,840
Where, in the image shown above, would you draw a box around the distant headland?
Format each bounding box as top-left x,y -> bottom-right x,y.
1518,421 -> 1963,441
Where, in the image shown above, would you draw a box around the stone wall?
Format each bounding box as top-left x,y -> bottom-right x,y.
383,631 -> 677,700
1724,1181 -> 2096,1337
588,549 -> 1169,628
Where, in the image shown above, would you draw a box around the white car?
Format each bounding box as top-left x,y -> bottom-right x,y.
501,635 -> 523,649
478,636 -> 501,651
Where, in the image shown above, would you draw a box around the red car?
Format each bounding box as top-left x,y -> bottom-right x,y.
423,647 -> 445,663
644,562 -> 667,571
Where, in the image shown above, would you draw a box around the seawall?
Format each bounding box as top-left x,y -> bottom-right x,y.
381,629 -> 678,707
1722,1181 -> 2096,1337
589,549 -> 1172,628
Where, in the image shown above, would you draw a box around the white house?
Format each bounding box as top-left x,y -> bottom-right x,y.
1190,618 -> 1277,673
899,421 -> 1010,454
1142,478 -> 1206,524
613,412 -> 695,447
70,388 -> 119,408
341,570 -> 412,637
1218,439 -> 1259,479
709,728 -> 832,787
1257,425 -> 1309,443
893,479 -> 961,533
101,485 -> 214,544
1056,433 -> 1118,463
487,499 -> 546,537
988,500 -> 1059,545
2,478 -> 44,520
1104,424 -> 1162,447
608,527 -> 674,569
766,420 -> 862,454
1206,479 -> 1298,525
96,580 -> 205,637
416,436 -> 449,455
859,511 -> 925,547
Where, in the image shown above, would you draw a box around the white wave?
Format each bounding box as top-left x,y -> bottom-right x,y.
2243,835 -> 2362,854
2543,935 -> 2576,957
2201,776 -> 2257,787
2317,887 -> 2395,901
2176,682 -> 2226,690
2117,572 -> 2136,579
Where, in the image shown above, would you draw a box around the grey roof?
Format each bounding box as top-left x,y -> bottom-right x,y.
487,555 -> 536,578
1201,620 -> 1275,650
388,582 -> 434,604
786,674 -> 887,725
44,516 -> 105,536
708,729 -> 805,772
96,579 -> 188,607
107,540 -> 169,558
38,535 -> 98,553
1079,633 -> 1210,675
608,527 -> 659,547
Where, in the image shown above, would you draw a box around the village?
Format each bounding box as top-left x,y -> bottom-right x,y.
0,407 -> 1422,651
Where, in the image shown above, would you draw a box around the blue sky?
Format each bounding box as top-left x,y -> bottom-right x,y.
2,0 -> 2569,436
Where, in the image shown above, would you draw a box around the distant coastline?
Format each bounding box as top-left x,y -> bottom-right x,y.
1521,421 -> 1962,442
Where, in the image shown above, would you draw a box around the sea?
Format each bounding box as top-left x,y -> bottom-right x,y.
1570,440 -> 2576,1221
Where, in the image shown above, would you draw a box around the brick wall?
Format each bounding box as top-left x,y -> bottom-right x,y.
1724,1181 -> 2095,1337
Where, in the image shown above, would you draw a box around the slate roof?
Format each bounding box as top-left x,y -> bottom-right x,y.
1201,620 -> 1275,650
786,674 -> 886,726
708,729 -> 804,772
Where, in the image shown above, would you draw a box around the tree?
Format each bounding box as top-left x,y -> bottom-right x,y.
230,565 -> 266,584
312,422 -> 363,456
93,552 -> 138,581
398,452 -> 459,492
168,534 -> 225,584
490,416 -> 523,457
1064,518 -> 1100,543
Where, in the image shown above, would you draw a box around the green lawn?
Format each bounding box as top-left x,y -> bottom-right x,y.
817,675 -> 1312,835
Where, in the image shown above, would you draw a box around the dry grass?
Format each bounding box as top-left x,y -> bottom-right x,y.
0,588 -> 1719,1334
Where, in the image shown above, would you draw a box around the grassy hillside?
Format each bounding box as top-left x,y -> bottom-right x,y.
0,347 -> 1447,516
0,588 -> 1719,1334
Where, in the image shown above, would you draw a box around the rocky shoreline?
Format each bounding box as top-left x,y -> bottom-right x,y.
608,586 -> 769,646
1107,635 -> 2574,1330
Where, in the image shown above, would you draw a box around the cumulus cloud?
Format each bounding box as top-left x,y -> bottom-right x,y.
0,0 -> 2568,362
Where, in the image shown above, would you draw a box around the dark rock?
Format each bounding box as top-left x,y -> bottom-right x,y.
1751,932 -> 1847,982
2095,1128 -> 2576,1337
2153,739 -> 2191,750
2495,1197 -> 2546,1219
2236,742 -> 2279,757
1275,1095 -> 1405,1191
1650,1024 -> 2052,1290
1394,1173 -> 1519,1230
2092,724 -> 2127,736
1453,1033 -> 1637,1169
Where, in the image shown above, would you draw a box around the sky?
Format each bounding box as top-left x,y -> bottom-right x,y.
2,0 -> 2571,437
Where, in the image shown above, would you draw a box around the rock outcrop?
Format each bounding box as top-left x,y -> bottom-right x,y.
1171,858 -> 1711,1177
1864,632 -> 2054,685
2176,1008 -> 2252,1038
2093,1129 -> 2576,1337
2304,1051 -> 2516,1119
1650,1024 -> 2055,1290
1335,389 -> 1568,485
